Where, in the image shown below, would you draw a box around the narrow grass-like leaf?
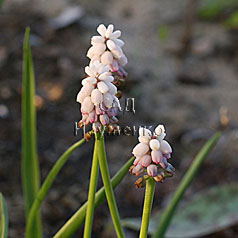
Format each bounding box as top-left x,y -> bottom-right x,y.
22,27 -> 42,238
54,156 -> 135,238
26,138 -> 85,238
152,132 -> 221,238
0,193 -> 8,238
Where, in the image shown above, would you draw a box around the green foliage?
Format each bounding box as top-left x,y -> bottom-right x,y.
123,183 -> 238,237
0,193 -> 8,238
224,11 -> 238,29
54,157 -> 135,238
158,25 -> 168,42
26,138 -> 85,238
153,132 -> 221,238
22,27 -> 42,238
199,0 -> 238,20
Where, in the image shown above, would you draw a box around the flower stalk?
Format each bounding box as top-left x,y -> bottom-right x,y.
139,178 -> 156,238
83,139 -> 99,238
96,132 -> 125,238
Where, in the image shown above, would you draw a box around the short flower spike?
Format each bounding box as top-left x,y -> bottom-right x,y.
130,125 -> 175,187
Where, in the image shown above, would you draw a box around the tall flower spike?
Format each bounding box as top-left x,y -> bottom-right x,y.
76,24 -> 128,133
130,125 -> 175,187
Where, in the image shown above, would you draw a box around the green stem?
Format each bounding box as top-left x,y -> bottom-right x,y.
139,178 -> 156,238
26,138 -> 85,238
153,132 -> 221,238
53,157 -> 134,238
95,132 -> 125,238
83,139 -> 99,237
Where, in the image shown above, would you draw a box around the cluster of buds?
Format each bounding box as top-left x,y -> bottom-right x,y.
76,24 -> 128,133
129,125 -> 175,187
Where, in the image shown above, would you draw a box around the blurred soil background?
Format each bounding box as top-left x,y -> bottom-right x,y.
0,0 -> 238,237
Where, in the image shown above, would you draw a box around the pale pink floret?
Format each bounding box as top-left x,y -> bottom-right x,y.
132,164 -> 144,176
147,164 -> 158,177
159,157 -> 169,169
160,140 -> 172,154
133,157 -> 141,166
132,143 -> 149,157
151,150 -> 163,164
99,114 -> 109,125
140,155 -> 152,167
149,139 -> 160,151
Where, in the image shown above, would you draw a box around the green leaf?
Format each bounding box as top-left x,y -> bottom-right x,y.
0,193 -> 8,238
22,27 -> 42,238
26,138 -> 85,238
199,0 -> 238,20
54,156 -> 135,238
122,184 -> 238,238
224,11 -> 238,29
158,25 -> 168,42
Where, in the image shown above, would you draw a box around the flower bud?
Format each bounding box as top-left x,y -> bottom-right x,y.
107,83 -> 117,95
166,163 -> 175,173
110,30 -> 121,39
88,110 -> 98,123
155,124 -> 165,136
111,60 -> 119,72
101,51 -> 113,65
160,140 -> 172,154
159,157 -> 168,169
118,55 -> 128,66
107,107 -> 118,117
106,24 -> 114,38
103,92 -> 114,108
151,150 -> 163,164
100,114 -> 109,125
114,38 -> 124,47
82,96 -> 94,113
106,39 -> 117,50
91,36 -> 104,44
91,89 -> 103,105
97,81 -> 109,93
82,77 -> 97,86
97,24 -> 107,37
76,91 -> 86,103
95,104 -> 104,115
147,164 -> 158,177
132,164 -> 144,176
133,157 -> 141,165
149,139 -> 160,151
132,143 -> 149,157
140,155 -> 152,167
